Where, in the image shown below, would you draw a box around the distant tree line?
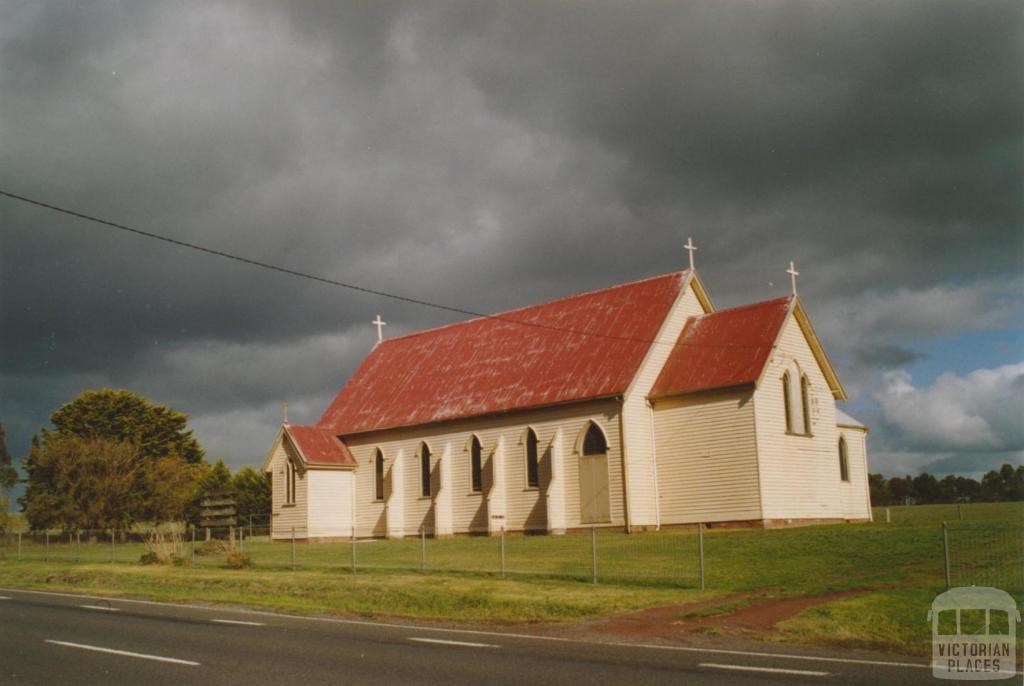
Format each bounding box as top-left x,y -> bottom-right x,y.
869,464 -> 1024,506
10,389 -> 270,532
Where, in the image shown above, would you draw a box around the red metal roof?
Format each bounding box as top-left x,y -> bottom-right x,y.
284,424 -> 357,467
649,297 -> 792,399
319,272 -> 689,435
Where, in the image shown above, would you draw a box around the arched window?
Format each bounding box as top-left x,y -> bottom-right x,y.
582,422 -> 608,455
285,458 -> 296,505
374,449 -> 385,501
838,437 -> 850,482
470,436 -> 483,493
782,372 -> 793,433
800,375 -> 812,435
420,443 -> 431,497
525,429 -> 539,488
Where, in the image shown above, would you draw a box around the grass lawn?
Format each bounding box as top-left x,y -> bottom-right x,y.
1,502 -> 1020,656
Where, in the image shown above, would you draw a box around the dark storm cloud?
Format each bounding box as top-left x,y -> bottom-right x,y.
1,0 -> 1020,475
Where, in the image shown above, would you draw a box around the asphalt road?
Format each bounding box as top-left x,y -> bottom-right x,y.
0,588 -> 952,685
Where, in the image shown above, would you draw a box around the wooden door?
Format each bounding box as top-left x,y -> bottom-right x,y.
579,454 -> 610,524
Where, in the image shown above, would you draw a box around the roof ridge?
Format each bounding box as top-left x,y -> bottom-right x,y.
377,270 -> 689,344
690,295 -> 792,320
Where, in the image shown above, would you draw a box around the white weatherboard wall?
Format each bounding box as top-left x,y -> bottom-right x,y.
306,470 -> 354,538
269,437 -> 308,539
753,311 -> 844,521
839,427 -> 871,520
620,278 -> 707,528
344,398 -> 623,538
653,389 -> 762,524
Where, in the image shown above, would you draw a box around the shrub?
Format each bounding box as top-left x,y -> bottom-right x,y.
225,550 -> 254,569
196,539 -> 228,556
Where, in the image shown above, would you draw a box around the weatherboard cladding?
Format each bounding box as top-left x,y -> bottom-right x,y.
318,272 -> 688,436
649,297 -> 792,399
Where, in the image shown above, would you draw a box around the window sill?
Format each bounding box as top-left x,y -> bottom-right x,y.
785,430 -> 814,438
418,495 -> 433,501
523,486 -> 540,492
373,498 -> 385,504
467,491 -> 484,497
281,503 -> 296,509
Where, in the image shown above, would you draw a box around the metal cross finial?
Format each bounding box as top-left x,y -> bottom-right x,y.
372,315 -> 387,343
787,261 -> 800,296
283,401 -> 289,425
684,237 -> 698,271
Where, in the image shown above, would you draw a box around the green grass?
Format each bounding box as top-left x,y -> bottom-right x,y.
871,501 -> 1024,524
2,505 -> 1021,656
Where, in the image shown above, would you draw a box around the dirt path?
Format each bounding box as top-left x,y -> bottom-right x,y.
554,589 -> 869,643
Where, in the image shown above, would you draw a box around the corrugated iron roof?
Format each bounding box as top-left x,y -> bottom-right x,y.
319,271 -> 689,435
836,409 -> 867,429
649,297 -> 792,399
284,424 -> 357,467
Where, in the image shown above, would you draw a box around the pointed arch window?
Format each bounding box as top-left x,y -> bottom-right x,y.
582,422 -> 608,455
374,449 -> 385,501
782,372 -> 794,433
285,458 -> 296,505
525,429 -> 540,488
420,444 -> 432,497
838,437 -> 850,482
800,375 -> 812,435
470,436 -> 483,493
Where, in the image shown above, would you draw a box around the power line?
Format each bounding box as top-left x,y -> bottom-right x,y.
0,188 -> 775,350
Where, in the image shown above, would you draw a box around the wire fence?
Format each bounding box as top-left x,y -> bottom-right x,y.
0,525 -> 707,588
944,520 -> 1023,596
2,520 -> 1021,595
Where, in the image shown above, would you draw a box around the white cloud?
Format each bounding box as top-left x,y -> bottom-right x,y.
874,362 -> 1024,454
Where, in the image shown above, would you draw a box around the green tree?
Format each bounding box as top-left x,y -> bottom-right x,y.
233,467 -> 271,525
49,389 -> 204,464
21,436 -> 144,530
187,460 -> 234,527
0,421 -> 18,533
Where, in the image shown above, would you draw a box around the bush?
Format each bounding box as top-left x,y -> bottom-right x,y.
225,550 -> 254,569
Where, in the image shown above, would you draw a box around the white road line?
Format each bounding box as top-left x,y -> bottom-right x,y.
701,663 -> 830,677
79,604 -> 119,612
44,640 -> 200,666
211,619 -> 265,626
0,596 -> 11,600
409,637 -> 500,649
4,587 -> 928,671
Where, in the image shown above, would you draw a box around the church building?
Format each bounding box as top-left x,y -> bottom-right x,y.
263,250 -> 871,540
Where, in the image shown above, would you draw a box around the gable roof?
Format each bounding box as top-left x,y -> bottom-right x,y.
650,297 -> 792,399
319,271 -> 698,436
284,424 -> 357,468
650,296 -> 848,401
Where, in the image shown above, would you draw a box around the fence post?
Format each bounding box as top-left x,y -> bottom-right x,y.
249,514 -> 254,541
17,532 -> 21,561
885,507 -> 891,523
591,526 -> 598,584
500,526 -> 506,579
420,527 -> 426,571
191,526 -> 196,565
76,531 -> 81,563
110,530 -> 115,563
45,530 -> 49,562
291,527 -> 296,571
698,523 -> 706,591
351,525 -> 357,574
942,521 -> 952,590
957,503 -> 963,521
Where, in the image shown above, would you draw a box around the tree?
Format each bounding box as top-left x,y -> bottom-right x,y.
0,421 -> 18,533
186,460 -> 233,527
21,436 -> 144,530
868,473 -> 889,506
233,467 -> 271,525
49,389 -> 204,464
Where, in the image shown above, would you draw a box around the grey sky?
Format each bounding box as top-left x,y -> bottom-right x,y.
1,0 -> 1021,484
